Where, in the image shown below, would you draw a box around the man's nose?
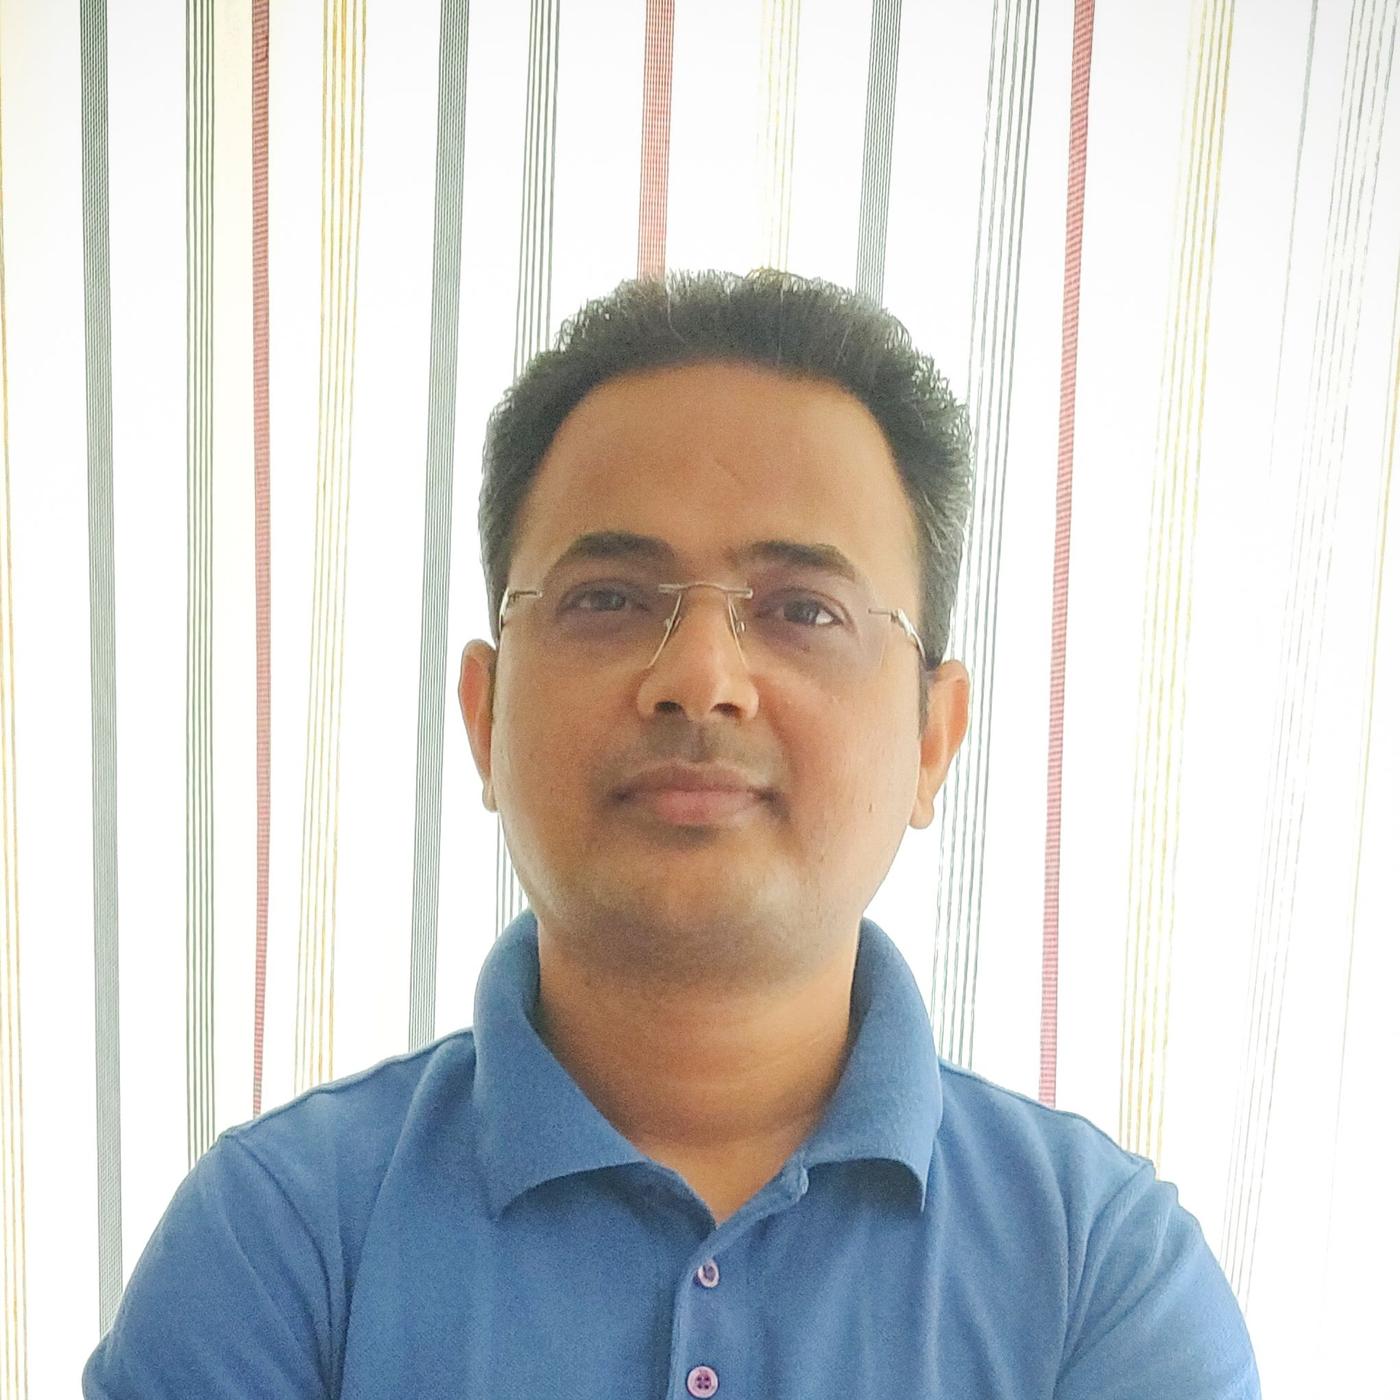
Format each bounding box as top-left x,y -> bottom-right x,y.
634,588 -> 760,722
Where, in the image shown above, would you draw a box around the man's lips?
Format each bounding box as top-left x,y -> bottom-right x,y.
612,762 -> 776,826
614,762 -> 771,800
620,786 -> 767,825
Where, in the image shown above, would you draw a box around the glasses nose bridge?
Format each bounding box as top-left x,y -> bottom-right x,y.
646,580 -> 752,670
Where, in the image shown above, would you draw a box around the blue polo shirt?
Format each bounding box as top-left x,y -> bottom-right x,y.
83,908 -> 1260,1398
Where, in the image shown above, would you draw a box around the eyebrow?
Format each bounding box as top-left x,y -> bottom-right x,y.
542,530 -> 871,590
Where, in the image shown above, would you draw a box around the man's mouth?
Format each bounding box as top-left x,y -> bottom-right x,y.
619,787 -> 767,826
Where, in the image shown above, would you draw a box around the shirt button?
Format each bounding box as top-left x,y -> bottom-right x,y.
695,1259 -> 720,1288
686,1365 -> 719,1396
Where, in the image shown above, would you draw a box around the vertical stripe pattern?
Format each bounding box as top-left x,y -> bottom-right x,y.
407,0 -> 472,1052
296,0 -> 368,1093
1118,0 -> 1235,1165
931,0 -> 1040,1070
1,6 -> 1380,1382
1318,220 -> 1400,1346
512,0 -> 560,379
79,0 -> 124,1335
636,0 -> 675,279
757,0 -> 801,270
500,0 -> 561,936
251,0 -> 271,1117
185,0 -> 217,1170
854,0 -> 902,304
1219,0 -> 1398,1307
1040,0 -> 1096,1107
0,27 -> 28,1394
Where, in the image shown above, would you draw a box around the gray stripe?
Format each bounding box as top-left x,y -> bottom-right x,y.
1219,0 -> 1322,1299
1225,0 -> 1383,1295
407,0 -> 472,1051
79,0 -> 123,1333
1260,0 -> 1319,484
0,19 -> 30,1391
512,0 -> 560,377
1220,0 -> 1398,1309
930,0 -> 1040,1069
185,0 -> 217,1172
501,0 -> 561,934
1316,234 -> 1400,1335
855,0 -> 902,304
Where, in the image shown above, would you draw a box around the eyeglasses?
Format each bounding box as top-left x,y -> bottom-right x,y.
496,570 -> 927,687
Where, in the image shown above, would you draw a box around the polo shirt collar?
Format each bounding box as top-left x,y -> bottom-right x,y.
471,909 -> 943,1219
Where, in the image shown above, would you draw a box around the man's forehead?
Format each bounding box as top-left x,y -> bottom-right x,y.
541,361 -> 891,465
511,362 -> 918,592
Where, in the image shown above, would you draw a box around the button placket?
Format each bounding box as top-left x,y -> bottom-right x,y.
680,1256 -> 722,1393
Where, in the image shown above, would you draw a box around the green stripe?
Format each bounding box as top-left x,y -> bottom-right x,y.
79,0 -> 123,1334
407,0 -> 472,1051
855,0 -> 902,303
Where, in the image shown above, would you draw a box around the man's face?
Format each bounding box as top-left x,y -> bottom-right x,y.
459,360 -> 969,988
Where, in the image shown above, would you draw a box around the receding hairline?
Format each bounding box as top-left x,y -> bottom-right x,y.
546,353 -> 895,427
533,355 -> 902,484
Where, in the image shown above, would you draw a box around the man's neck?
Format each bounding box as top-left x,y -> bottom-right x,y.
531,923 -> 859,1210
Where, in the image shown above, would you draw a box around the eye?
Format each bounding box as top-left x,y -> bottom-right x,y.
560,583 -> 647,614
763,592 -> 844,628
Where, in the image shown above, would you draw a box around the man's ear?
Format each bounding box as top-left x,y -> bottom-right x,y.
459,641 -> 498,812
910,660 -> 970,829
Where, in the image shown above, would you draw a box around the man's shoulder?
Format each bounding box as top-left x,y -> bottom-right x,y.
933,1058 -> 1157,1213
215,1028 -> 479,1203
932,1063 -> 1258,1397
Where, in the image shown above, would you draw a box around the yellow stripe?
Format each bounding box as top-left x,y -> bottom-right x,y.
297,0 -> 367,1094
758,0 -> 801,270
1119,0 -> 1235,1167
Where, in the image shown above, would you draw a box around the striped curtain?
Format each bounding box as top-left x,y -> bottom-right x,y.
0,0 -> 1395,1393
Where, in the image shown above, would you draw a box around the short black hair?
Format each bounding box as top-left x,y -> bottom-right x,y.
478,269 -> 972,730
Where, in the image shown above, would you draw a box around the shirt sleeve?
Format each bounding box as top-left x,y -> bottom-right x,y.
1055,1161 -> 1261,1400
81,1133 -> 339,1399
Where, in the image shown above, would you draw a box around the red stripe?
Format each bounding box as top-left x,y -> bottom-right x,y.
252,0 -> 271,1118
636,0 -> 675,279
1042,0 -> 1096,1108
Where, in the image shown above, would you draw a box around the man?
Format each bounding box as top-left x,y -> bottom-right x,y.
84,270 -> 1260,1397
